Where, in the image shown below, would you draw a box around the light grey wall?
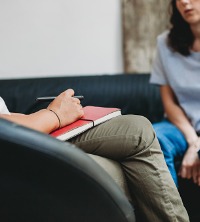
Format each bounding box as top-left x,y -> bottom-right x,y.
0,0 -> 123,79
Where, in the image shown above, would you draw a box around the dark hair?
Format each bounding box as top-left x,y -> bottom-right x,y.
168,0 -> 194,56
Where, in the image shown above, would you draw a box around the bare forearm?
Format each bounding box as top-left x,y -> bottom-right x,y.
0,109 -> 59,133
160,85 -> 198,145
0,89 -> 84,134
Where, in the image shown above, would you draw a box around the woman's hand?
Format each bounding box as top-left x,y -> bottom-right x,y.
47,89 -> 84,128
179,139 -> 200,186
0,89 -> 84,133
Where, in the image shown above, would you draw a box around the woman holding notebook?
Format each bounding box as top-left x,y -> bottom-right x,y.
0,89 -> 189,222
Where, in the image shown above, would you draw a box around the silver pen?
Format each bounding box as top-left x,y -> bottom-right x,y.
36,95 -> 84,102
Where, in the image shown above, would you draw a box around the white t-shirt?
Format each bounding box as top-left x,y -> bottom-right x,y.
150,30 -> 200,131
0,97 -> 10,114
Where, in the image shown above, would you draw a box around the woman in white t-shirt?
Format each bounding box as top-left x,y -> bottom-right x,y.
0,89 -> 190,221
150,0 -> 200,187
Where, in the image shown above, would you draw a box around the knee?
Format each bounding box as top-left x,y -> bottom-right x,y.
122,115 -> 156,143
133,115 -> 154,136
112,115 -> 161,157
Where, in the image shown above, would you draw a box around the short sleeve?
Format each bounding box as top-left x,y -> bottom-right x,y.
150,35 -> 168,86
0,97 -> 10,114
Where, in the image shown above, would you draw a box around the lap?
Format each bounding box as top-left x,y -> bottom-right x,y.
153,119 -> 187,156
70,115 -> 153,160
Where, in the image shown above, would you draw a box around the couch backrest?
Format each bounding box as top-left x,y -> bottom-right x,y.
0,74 -> 164,123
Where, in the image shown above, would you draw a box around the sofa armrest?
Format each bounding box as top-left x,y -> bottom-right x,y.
0,118 -> 135,222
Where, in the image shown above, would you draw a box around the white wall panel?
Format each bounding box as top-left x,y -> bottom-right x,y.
0,0 -> 123,78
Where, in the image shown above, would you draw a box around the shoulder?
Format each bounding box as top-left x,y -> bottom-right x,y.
155,30 -> 174,57
156,30 -> 169,48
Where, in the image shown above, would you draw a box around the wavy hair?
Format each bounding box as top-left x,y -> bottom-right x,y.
168,0 -> 194,55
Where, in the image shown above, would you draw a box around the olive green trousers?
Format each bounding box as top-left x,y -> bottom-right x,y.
70,115 -> 189,222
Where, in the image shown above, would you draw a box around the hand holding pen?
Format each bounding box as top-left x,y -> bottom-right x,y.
39,90 -> 84,128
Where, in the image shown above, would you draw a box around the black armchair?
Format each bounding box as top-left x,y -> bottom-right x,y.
0,118 -> 135,222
